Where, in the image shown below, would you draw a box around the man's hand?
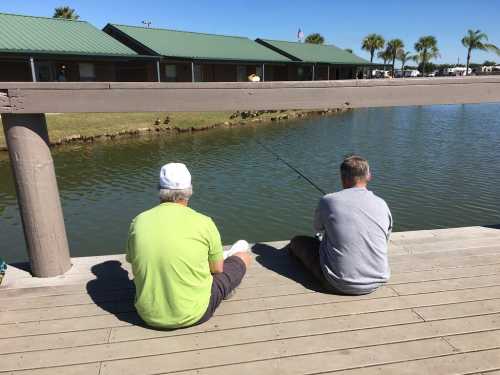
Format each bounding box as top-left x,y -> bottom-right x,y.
209,260 -> 224,274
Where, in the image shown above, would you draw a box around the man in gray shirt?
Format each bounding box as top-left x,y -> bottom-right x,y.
289,155 -> 392,295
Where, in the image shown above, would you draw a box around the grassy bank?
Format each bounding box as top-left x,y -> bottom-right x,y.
0,109 -> 347,150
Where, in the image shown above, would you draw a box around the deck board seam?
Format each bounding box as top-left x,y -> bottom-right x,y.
441,336 -> 461,351
410,308 -> 426,322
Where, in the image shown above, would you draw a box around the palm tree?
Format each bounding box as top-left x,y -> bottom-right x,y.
378,47 -> 392,66
53,6 -> 79,20
461,30 -> 500,76
397,50 -> 414,76
387,39 -> 405,77
414,36 -> 439,76
362,34 -> 385,63
345,48 -> 353,54
304,33 -> 325,45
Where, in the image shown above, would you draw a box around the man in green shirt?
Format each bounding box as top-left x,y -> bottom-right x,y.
127,163 -> 251,329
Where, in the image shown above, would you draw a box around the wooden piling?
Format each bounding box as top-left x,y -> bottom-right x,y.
2,113 -> 71,277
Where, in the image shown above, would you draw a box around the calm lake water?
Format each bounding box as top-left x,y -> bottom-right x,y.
1,104 -> 500,263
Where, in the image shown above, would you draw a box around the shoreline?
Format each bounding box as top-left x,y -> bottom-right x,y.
0,108 -> 351,152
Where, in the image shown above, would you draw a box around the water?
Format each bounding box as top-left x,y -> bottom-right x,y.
1,104 -> 500,263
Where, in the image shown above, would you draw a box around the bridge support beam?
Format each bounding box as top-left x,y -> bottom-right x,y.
2,113 -> 71,277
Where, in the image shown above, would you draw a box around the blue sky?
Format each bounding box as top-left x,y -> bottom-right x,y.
2,0 -> 500,64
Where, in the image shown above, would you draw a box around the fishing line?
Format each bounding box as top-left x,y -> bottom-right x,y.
256,139 -> 327,195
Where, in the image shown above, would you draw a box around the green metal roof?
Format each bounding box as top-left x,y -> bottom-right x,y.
0,13 -> 138,57
257,39 -> 371,65
106,24 -> 291,62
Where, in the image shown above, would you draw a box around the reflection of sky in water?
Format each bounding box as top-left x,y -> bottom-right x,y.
1,103 -> 500,262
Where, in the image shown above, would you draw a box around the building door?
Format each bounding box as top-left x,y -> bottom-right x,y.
36,61 -> 55,81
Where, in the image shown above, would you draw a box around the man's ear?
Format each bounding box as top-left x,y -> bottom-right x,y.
366,172 -> 372,182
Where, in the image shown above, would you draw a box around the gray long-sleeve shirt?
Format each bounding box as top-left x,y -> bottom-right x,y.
314,187 -> 392,294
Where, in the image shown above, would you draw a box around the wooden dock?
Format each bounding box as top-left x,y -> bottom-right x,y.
1,225 -> 500,374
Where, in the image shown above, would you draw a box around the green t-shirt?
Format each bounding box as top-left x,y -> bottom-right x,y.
126,203 -> 223,328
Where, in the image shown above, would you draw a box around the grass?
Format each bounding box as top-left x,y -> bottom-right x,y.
0,112 -> 235,148
0,109 -> 321,149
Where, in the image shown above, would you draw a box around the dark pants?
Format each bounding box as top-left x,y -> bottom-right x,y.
289,235 -> 341,293
196,256 -> 246,325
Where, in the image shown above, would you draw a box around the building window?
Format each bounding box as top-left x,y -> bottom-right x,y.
36,62 -> 55,82
256,66 -> 263,79
237,65 -> 247,82
79,63 -> 96,81
165,64 -> 177,81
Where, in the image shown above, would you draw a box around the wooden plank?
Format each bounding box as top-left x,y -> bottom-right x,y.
2,363 -> 101,375
0,328 -> 110,355
0,299 -> 134,325
0,309 -> 419,356
9,311 -> 500,372
0,286 -> 393,324
2,260 -> 499,306
99,338 -> 454,375
389,251 -> 500,273
109,308 -> 420,343
390,264 -> 500,285
2,77 -> 500,114
3,285 -> 500,339
414,298 -> 500,321
0,312 -> 139,339
3,251 -> 499,298
391,274 -> 500,296
405,238 -> 500,255
0,282 -> 321,312
445,329 -> 500,351
390,226 -> 500,243
325,348 -> 500,375
3,237 -> 498,290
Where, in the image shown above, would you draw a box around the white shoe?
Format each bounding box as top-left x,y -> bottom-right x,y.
224,240 -> 250,260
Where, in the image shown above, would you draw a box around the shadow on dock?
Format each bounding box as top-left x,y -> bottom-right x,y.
251,243 -> 325,292
86,260 -> 145,327
483,224 -> 500,229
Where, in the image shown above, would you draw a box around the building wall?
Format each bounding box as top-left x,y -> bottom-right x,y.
160,62 -> 192,82
194,63 -> 238,82
0,59 -> 32,81
315,65 -> 329,80
264,64 -> 288,81
287,64 -> 313,81
115,61 -> 156,82
0,57 -> 154,82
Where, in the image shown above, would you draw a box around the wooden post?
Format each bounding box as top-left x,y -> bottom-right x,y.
156,60 -> 161,82
29,57 -> 37,82
312,64 -> 315,81
2,113 -> 71,277
327,65 -> 330,80
262,63 -> 265,82
191,62 -> 195,82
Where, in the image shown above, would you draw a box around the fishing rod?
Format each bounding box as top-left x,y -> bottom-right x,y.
256,139 -> 327,195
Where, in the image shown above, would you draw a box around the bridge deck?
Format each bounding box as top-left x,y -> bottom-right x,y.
1,225 -> 500,374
